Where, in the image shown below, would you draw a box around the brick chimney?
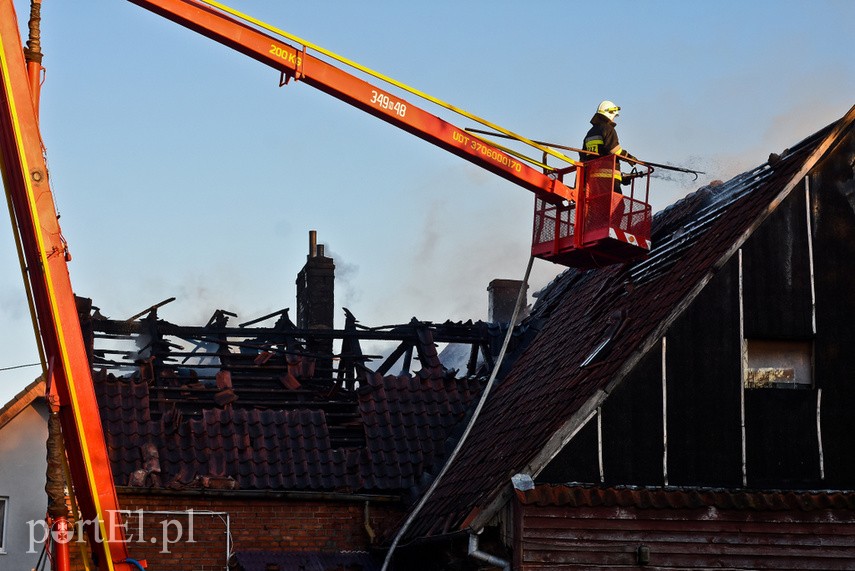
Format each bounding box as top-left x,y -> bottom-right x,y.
488,279 -> 527,324
296,230 -> 335,374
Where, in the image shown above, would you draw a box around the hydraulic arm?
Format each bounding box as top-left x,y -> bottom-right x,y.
0,0 -> 133,569
127,0 -> 653,267
126,0 -> 577,204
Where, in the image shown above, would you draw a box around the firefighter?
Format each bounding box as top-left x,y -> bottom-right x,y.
581,100 -> 636,194
580,100 -> 637,229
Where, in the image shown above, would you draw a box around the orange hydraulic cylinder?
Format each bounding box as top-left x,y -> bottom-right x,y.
26,59 -> 40,113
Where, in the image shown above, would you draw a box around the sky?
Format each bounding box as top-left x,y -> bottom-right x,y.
1,0 -> 853,406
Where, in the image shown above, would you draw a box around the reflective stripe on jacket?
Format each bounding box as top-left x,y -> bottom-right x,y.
582,114 -> 624,181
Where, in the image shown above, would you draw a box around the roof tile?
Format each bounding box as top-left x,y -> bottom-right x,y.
94,360 -> 484,493
516,484 -> 855,512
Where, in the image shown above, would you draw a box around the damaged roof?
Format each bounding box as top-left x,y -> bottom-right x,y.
97,369 -> 483,493
402,105 -> 855,540
86,312 -> 491,495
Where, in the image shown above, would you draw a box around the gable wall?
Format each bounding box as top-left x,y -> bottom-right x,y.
602,347 -> 666,485
810,128 -> 855,487
665,259 -> 744,486
0,401 -> 49,571
538,130 -> 855,490
741,184 -> 822,486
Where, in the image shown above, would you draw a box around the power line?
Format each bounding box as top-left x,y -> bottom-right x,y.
0,362 -> 41,373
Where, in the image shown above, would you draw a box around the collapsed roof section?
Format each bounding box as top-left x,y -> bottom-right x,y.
77,296 -> 519,496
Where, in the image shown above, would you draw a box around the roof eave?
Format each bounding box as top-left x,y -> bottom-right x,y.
0,376 -> 46,430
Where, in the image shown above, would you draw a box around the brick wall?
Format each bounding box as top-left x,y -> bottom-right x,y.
66,491 -> 404,570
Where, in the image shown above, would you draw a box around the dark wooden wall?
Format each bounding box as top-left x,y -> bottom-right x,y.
665,260 -> 743,487
741,185 -> 821,487
811,130 -> 855,487
515,500 -> 855,570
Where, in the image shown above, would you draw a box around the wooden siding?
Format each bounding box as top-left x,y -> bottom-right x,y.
663,259 -> 744,487
741,180 -> 823,485
810,129 -> 855,486
602,345 -> 666,486
515,502 -> 855,570
741,182 -> 814,338
745,388 -> 822,486
537,416 -> 601,485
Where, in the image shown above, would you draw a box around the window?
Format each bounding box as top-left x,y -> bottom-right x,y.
0,496 -> 7,553
745,340 -> 813,389
581,310 -> 627,368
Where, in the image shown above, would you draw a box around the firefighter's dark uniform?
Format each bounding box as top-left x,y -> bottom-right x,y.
581,113 -> 634,194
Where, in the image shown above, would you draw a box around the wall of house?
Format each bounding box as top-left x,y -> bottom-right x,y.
538,137 -> 855,490
666,258 -> 746,487
809,129 -> 855,487
536,346 -> 667,486
0,401 -> 49,570
513,499 -> 855,570
537,259 -> 746,488
601,347 -> 667,485
65,491 -> 403,570
741,183 -> 821,487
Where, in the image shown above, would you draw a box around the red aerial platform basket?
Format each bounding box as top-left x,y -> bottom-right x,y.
531,154 -> 653,268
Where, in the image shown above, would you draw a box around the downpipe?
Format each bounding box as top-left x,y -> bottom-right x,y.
468,532 -> 510,571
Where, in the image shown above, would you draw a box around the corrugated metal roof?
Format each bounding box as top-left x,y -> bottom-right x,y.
402,105 -> 855,540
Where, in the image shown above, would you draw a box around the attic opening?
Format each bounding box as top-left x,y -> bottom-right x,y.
744,339 -> 813,390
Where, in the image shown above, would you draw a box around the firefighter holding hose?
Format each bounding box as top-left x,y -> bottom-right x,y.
581,100 -> 637,195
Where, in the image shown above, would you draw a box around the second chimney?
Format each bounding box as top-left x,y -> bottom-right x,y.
488,279 -> 527,324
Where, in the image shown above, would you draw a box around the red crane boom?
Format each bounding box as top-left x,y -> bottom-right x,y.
0,0 -> 133,569
127,0 -> 652,267
127,0 -> 578,203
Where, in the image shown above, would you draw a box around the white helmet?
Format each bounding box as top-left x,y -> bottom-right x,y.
597,100 -> 620,121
